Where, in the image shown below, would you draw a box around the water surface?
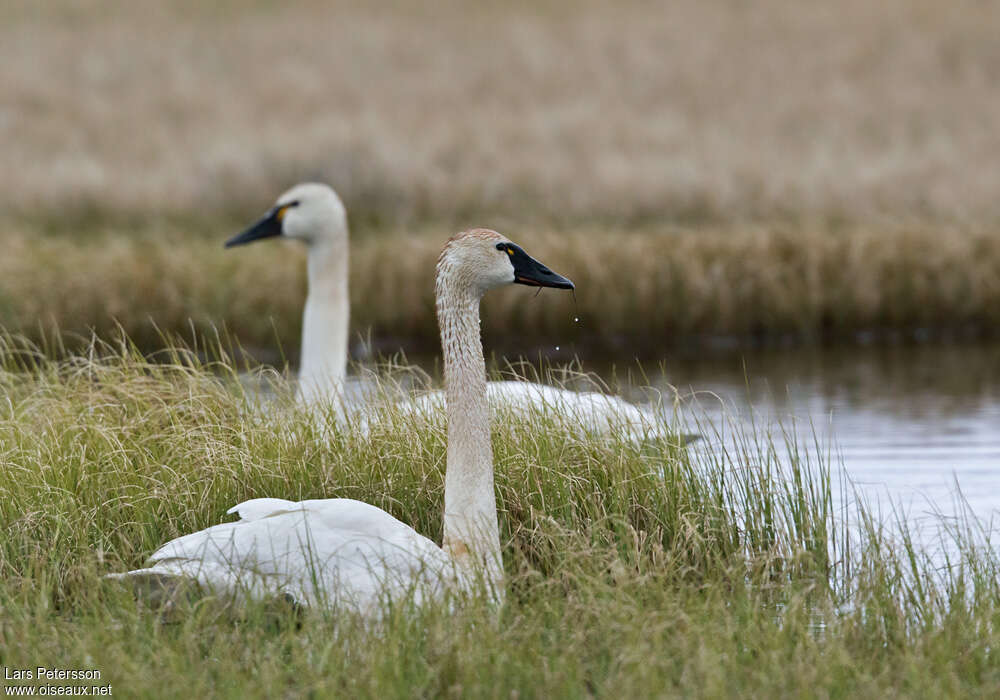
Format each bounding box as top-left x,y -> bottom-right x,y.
644,343 -> 1000,533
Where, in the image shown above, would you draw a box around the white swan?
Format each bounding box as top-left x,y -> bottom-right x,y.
225,183 -> 349,406
226,182 -> 667,440
108,229 -> 575,611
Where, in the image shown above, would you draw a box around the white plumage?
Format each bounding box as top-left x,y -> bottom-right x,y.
108,498 -> 451,612
399,382 -> 666,439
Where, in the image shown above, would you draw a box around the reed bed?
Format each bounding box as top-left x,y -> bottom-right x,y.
6,0 -> 1000,358
0,338 -> 998,696
3,222 -> 999,358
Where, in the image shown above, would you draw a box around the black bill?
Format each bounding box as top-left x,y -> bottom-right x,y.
224,208 -> 284,248
506,244 -> 575,290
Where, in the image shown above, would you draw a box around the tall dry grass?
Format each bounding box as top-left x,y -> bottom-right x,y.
3,222 -> 999,357
1,339 -> 999,696
3,0 -> 1000,225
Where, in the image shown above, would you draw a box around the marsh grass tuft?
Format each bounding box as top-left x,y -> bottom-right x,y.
1,335 -> 999,695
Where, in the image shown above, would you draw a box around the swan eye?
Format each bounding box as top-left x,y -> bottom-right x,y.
275,200 -> 301,222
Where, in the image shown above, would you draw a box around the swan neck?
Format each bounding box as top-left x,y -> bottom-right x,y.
437,278 -> 502,585
298,237 -> 349,405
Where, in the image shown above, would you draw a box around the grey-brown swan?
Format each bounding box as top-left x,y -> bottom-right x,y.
226,183 -> 667,440
107,229 -> 574,610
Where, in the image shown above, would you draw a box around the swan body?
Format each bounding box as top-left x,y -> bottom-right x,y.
107,498 -> 452,611
227,183 -> 663,439
109,230 -> 575,610
398,382 -> 665,439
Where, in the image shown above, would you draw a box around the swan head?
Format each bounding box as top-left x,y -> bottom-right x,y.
225,182 -> 347,249
437,229 -> 574,296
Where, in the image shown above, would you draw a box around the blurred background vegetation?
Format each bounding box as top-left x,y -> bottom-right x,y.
3,0 -> 999,357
